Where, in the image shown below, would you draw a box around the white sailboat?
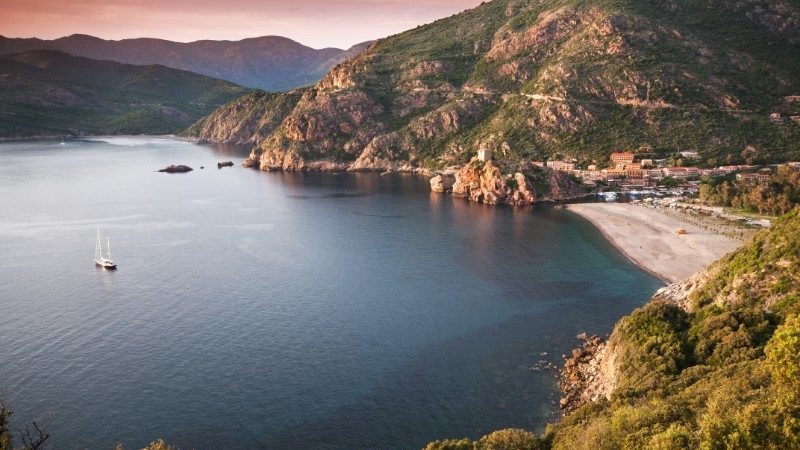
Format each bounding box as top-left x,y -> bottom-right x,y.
94,228 -> 117,269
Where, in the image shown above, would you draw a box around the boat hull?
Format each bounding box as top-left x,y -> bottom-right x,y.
95,261 -> 117,270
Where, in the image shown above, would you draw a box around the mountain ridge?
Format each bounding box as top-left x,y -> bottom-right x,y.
0,34 -> 373,91
0,49 -> 248,137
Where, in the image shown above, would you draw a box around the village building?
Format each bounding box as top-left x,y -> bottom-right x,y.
610,152 -> 635,167
603,167 -> 627,177
640,159 -> 653,168
685,167 -> 702,179
546,160 -> 577,172
736,172 -> 771,184
622,178 -> 646,189
625,163 -> 644,179
702,168 -> 728,177
532,161 -> 545,168
719,165 -> 753,172
662,167 -> 689,179
579,170 -> 608,182
477,148 -> 492,162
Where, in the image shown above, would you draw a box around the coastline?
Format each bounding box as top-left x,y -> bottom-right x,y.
567,203 -> 744,284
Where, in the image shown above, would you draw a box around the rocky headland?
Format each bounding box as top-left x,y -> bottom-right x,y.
447,158 -> 587,206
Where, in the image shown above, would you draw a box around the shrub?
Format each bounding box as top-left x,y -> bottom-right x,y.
477,428 -> 544,450
765,314 -> 800,389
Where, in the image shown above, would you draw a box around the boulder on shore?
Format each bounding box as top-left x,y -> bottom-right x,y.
430,174 -> 456,192
158,164 -> 193,173
217,161 -> 234,169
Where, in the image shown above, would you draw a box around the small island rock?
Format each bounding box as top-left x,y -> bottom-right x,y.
158,164 -> 193,173
217,161 -> 234,169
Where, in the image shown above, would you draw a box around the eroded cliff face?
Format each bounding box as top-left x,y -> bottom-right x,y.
449,159 -> 586,205
187,0 -> 800,170
184,91 -> 303,144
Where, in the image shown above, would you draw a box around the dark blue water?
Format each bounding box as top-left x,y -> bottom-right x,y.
0,137 -> 662,449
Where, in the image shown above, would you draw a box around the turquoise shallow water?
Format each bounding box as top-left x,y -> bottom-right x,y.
0,137 -> 662,449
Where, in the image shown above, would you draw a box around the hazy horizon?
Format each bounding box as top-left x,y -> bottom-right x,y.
1,0 -> 484,49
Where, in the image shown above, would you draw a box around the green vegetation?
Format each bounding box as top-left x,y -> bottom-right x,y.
0,50 -> 248,137
429,207 -> 800,449
698,165 -> 800,215
192,0 -> 800,168
425,428 -> 547,450
0,391 -> 50,450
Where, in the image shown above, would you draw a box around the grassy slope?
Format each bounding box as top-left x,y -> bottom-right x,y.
0,50 -> 248,137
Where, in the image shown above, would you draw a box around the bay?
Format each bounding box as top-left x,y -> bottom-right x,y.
0,137 -> 661,449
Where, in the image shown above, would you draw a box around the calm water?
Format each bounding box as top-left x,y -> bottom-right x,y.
0,137 -> 662,449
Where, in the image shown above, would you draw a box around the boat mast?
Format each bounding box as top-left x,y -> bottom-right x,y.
95,228 -> 101,260
107,238 -> 111,260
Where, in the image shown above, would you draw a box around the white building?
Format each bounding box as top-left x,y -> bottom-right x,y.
477,148 -> 492,162
546,160 -> 577,172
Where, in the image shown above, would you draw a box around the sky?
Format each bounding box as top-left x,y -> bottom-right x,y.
0,0 -> 485,49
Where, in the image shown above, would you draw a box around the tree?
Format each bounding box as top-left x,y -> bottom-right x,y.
658,176 -> 680,188
0,391 -> 50,450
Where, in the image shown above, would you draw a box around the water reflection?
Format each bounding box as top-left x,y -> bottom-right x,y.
95,266 -> 117,293
204,142 -> 253,158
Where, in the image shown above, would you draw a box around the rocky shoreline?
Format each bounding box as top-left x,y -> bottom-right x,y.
557,333 -> 615,414
241,153 -> 589,207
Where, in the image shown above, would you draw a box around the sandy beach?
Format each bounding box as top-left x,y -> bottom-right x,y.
569,203 -> 745,283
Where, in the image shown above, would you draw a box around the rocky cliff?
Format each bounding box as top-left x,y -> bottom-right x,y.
183,91 -> 303,144
187,0 -> 800,171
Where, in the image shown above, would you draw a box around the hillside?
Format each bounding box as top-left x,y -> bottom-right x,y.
428,206 -> 800,449
187,0 -> 800,172
0,34 -> 372,91
184,90 -> 305,144
0,50 -> 248,137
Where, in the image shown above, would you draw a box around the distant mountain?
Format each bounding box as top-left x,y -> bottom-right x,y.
0,34 -> 373,91
187,0 -> 800,172
0,49 -> 248,137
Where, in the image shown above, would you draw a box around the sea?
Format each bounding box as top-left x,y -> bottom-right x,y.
0,137 -> 662,449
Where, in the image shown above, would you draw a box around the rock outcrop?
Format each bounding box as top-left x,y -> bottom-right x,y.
558,333 -> 616,414
450,158 -> 586,205
158,164 -> 193,173
430,173 -> 456,192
